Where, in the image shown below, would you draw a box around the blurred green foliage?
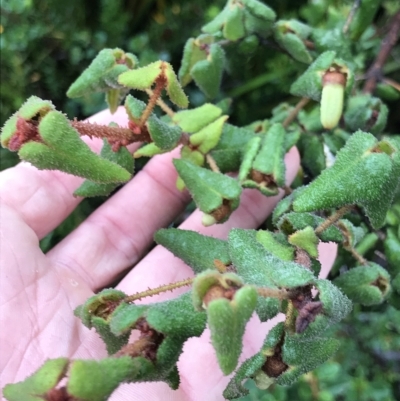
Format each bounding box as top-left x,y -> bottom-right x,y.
1,0 -> 399,399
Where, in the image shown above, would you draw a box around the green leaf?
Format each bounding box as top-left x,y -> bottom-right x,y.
164,63 -> 189,108
67,357 -> 144,401
1,96 -> 55,149
288,226 -> 319,258
67,48 -> 137,98
277,336 -> 341,386
337,219 -> 366,248
384,228 -> 400,276
252,123 -> 286,187
118,60 -> 163,90
290,51 -> 336,100
173,159 -> 242,221
298,134 -> 326,177
223,323 -> 284,399
228,229 -> 315,321
134,142 -> 165,158
293,131 -> 400,228
154,228 -> 231,274
109,303 -> 149,336
349,0 -> 383,40
74,138 -> 134,197
223,4 -> 246,41
277,212 -> 343,243
274,20 -> 312,64
344,94 -> 388,135
208,286 -> 258,374
173,103 -> 222,133
179,35 -> 215,87
256,230 -> 294,261
18,111 -> 132,183
3,358 -> 68,401
191,43 -> 225,99
334,263 -> 391,306
190,115 -> 228,153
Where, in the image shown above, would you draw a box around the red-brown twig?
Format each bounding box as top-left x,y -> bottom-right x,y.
363,11 -> 400,94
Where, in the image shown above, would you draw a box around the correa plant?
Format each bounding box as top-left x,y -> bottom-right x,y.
1,1 -> 400,400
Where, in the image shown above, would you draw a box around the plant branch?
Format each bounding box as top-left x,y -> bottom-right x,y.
256,287 -> 290,300
124,278 -> 194,303
282,97 -> 310,128
70,120 -> 150,143
140,76 -> 167,125
363,11 -> 400,94
314,205 -> 353,235
345,245 -> 368,265
382,77 -> 400,92
342,0 -> 361,34
206,154 -> 220,173
145,88 -> 175,118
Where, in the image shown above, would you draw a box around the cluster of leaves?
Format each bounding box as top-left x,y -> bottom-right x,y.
1,0 -> 400,400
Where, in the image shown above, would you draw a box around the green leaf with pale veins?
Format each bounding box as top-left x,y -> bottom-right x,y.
173,103 -> 222,133
74,138 -> 134,197
154,228 -> 231,274
293,131 -> 400,228
18,111 -> 132,183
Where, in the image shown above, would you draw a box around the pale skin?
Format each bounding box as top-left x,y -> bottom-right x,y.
0,108 -> 336,401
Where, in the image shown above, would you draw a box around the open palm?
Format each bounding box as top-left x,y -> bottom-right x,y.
0,108 -> 335,401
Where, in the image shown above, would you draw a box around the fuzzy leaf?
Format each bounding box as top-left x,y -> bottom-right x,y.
334,263 -> 391,306
228,229 -> 315,321
223,323 -> 284,399
154,228 -> 231,273
67,48 -> 137,98
290,51 -> 336,100
146,292 -> 207,338
344,94 -> 388,135
18,111 -> 132,183
191,43 -> 225,99
208,286 -> 258,374
1,96 -> 55,148
293,131 -> 400,228
274,20 -> 312,63
338,219 -> 366,248
74,139 -> 134,197
298,134 -> 326,177
134,142 -> 165,158
118,60 -> 162,90
384,228 -> 400,275
178,35 -> 214,87
256,230 -> 294,261
173,158 -> 242,216
288,226 -> 319,258
173,103 -> 222,133
277,212 -> 343,243
67,357 -> 144,401
252,123 -> 286,187
277,336 -> 340,386
3,358 -> 68,401
190,115 -> 228,153
109,303 -> 149,336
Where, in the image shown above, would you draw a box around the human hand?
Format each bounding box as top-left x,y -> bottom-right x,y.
0,108 -> 336,401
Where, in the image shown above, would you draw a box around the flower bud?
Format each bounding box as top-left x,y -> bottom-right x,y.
320,71 -> 346,129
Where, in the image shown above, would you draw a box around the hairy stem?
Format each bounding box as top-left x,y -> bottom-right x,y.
363,11 -> 400,94
124,278 -> 194,303
282,97 -> 310,128
346,245 -> 368,265
314,205 -> 353,235
71,120 -> 150,143
284,301 -> 296,334
145,88 -> 175,118
257,287 -> 290,300
140,76 -> 167,125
